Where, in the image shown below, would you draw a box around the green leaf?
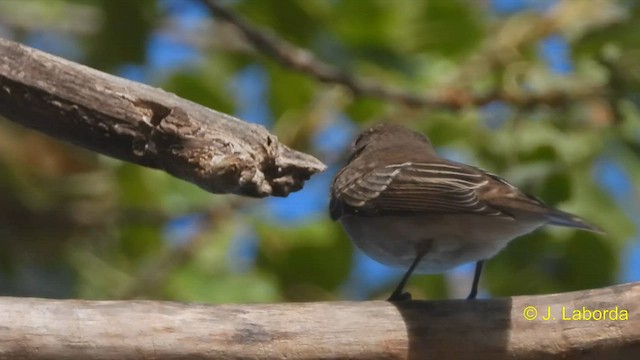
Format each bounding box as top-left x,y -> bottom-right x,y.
266,63 -> 316,116
167,269 -> 281,303
162,61 -> 236,115
237,0 -> 321,46
485,232 -> 560,296
87,0 -> 155,70
409,0 -> 485,58
344,97 -> 388,124
559,232 -> 617,291
255,221 -> 352,300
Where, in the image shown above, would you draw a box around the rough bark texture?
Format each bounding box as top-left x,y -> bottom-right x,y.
0,283 -> 638,359
0,37 -> 325,197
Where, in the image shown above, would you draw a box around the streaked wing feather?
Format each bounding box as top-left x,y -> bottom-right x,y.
336,166 -> 401,206
336,162 -> 509,218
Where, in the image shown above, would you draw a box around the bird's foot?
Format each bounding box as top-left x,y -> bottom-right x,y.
387,291 -> 412,302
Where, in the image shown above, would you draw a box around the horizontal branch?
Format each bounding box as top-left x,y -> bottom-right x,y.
0,37 -> 325,197
0,283 -> 638,359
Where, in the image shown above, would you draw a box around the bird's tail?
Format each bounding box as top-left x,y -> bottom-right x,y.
545,209 -> 604,234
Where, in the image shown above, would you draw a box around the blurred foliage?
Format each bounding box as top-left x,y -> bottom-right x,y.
87,0 -> 155,69
0,0 -> 639,303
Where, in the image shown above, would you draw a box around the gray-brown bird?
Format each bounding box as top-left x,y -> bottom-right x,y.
330,124 -> 603,301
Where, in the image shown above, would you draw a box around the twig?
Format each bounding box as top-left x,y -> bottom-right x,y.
201,0 -> 603,110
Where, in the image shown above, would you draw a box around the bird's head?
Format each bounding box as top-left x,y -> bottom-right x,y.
349,123 -> 434,162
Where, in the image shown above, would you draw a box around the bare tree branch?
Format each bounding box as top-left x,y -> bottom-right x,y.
0,37 -> 325,198
201,0 -> 605,111
0,282 -> 638,359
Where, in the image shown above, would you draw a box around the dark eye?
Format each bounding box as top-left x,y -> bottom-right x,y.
353,129 -> 371,148
353,133 -> 365,147
347,142 -> 367,163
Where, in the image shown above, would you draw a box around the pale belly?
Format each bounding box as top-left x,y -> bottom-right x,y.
339,214 -> 544,274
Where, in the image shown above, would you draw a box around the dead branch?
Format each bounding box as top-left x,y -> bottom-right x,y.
0,282 -> 638,359
0,37 -> 325,198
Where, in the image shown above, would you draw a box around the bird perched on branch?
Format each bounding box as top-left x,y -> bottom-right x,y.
330,123 -> 603,301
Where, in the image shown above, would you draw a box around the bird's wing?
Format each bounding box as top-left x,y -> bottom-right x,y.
331,161 -> 513,218
479,170 -> 604,232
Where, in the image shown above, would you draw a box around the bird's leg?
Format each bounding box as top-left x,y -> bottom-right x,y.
466,260 -> 485,300
388,241 -> 430,302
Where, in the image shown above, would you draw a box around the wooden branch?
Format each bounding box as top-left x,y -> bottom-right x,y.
0,283 -> 638,359
0,37 -> 325,197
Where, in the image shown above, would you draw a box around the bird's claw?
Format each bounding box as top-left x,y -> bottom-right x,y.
387,291 -> 412,302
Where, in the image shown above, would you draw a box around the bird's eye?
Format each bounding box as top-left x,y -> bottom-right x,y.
354,128 -> 376,147
353,136 -> 362,147
347,143 -> 367,163
353,133 -> 366,148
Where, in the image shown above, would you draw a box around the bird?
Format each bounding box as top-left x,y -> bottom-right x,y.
329,123 -> 603,301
